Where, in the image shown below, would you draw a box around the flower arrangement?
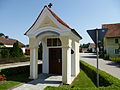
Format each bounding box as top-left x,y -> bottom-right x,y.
0,74 -> 6,81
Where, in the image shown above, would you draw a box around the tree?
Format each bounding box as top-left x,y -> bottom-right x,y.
1,49 -> 10,58
0,42 -> 4,47
0,33 -> 5,37
10,41 -> 24,57
80,43 -> 90,48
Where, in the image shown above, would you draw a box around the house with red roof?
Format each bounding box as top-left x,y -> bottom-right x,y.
0,37 -> 24,47
25,6 -> 82,84
0,37 -> 27,54
102,23 -> 120,56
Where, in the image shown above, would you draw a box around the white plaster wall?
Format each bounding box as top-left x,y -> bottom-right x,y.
4,45 -> 13,47
71,40 -> 75,76
42,38 -> 49,74
21,48 -> 25,53
75,41 -> 80,76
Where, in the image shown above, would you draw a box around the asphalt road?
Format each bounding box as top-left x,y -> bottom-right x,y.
80,53 -> 120,79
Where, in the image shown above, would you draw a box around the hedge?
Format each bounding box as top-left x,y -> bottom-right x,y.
80,60 -> 120,88
0,64 -> 42,76
45,61 -> 120,90
109,57 -> 120,63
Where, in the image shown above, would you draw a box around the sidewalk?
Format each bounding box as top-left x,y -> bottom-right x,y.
80,53 -> 120,79
12,73 -> 62,90
0,60 -> 42,69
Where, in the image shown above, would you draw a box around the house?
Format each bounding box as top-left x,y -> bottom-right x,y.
0,37 -> 24,47
0,37 -> 26,53
25,6 -> 82,84
88,43 -> 96,53
102,23 -> 120,56
81,48 -> 88,53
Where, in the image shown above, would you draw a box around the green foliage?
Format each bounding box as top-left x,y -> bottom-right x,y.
80,43 -> 90,48
10,41 -> 24,57
0,64 -> 42,76
103,54 -> 109,60
109,57 -> 120,63
0,33 -> 5,37
0,41 -> 24,58
80,60 -> 111,87
0,42 -> 4,46
0,47 -> 12,58
1,49 -> 10,58
45,61 -> 120,90
71,70 -> 96,88
80,60 -> 120,88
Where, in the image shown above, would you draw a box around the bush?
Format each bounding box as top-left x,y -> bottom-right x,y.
0,47 -> 12,58
109,57 -> 120,63
80,60 -> 120,88
10,41 -> 24,57
45,61 -> 120,90
104,54 -> 109,60
0,64 -> 42,76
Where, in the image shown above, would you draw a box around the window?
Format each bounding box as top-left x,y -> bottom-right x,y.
115,49 -> 119,54
47,38 -> 62,46
115,39 -> 119,44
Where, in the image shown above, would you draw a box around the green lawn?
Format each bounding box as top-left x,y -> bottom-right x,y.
0,64 -> 42,90
70,69 -> 96,88
45,69 -> 96,90
0,73 -> 30,90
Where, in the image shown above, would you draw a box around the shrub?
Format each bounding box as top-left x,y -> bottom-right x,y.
80,60 -> 120,88
10,41 -> 24,58
0,64 -> 42,76
45,61 -> 120,90
104,54 -> 109,60
1,48 -> 10,58
109,57 -> 120,63
0,74 -> 6,81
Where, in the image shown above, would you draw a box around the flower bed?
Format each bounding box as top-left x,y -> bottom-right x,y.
0,74 -> 6,81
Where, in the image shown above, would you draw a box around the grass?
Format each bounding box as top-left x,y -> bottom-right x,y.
70,69 -> 96,88
0,73 -> 30,90
45,60 -> 120,90
45,69 -> 96,90
0,64 -> 42,90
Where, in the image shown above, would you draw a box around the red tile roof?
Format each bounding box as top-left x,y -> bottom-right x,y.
25,6 -> 82,39
45,6 -> 72,29
102,23 -> 120,38
0,37 -> 25,47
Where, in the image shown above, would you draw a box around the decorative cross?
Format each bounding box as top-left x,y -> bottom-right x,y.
48,3 -> 53,8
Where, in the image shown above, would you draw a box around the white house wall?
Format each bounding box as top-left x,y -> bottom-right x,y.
71,40 -> 75,76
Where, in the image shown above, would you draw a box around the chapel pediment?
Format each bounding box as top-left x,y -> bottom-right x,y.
37,16 -> 59,29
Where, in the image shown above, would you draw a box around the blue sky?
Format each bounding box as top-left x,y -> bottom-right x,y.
0,0 -> 120,45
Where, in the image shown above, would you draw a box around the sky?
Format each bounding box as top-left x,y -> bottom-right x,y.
0,0 -> 120,45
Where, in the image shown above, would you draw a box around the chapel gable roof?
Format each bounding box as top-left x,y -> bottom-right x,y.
25,6 -> 82,39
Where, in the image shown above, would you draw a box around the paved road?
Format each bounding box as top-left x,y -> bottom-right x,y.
80,53 -> 120,79
0,60 -> 42,69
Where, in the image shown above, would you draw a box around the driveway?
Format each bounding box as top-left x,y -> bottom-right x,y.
80,53 -> 120,79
